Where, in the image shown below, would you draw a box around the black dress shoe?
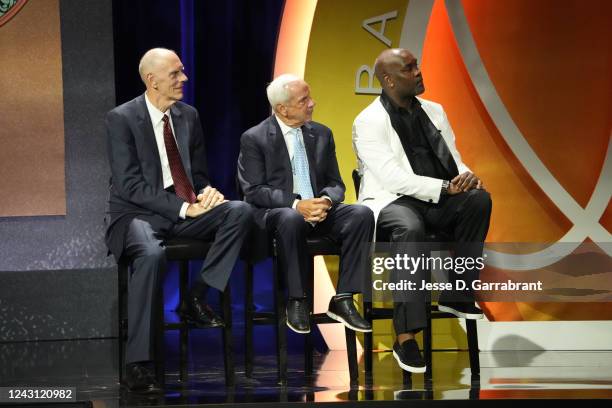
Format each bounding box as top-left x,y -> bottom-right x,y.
178,296 -> 224,328
392,339 -> 426,373
123,362 -> 162,394
437,301 -> 483,320
326,295 -> 372,332
286,298 -> 310,333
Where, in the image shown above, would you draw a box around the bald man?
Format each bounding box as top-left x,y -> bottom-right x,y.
352,49 -> 492,373
106,48 -> 252,392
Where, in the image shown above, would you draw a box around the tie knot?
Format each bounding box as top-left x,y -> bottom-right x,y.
162,114 -> 169,124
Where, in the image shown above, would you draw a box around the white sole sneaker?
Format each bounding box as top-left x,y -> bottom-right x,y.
438,304 -> 483,320
392,350 -> 427,373
326,311 -> 372,332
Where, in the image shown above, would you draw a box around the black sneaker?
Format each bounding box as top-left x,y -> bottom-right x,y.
326,295 -> 372,332
392,339 -> 426,373
286,298 -> 310,334
437,301 -> 483,320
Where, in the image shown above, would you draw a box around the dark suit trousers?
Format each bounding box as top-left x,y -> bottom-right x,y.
265,203 -> 374,298
123,200 -> 252,363
376,189 -> 492,335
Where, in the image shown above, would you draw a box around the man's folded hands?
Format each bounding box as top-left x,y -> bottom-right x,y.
186,186 -> 228,218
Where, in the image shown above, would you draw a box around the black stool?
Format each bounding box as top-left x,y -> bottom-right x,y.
244,236 -> 359,386
117,237 -> 234,387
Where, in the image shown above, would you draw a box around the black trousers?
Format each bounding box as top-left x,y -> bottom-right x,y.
265,203 -> 375,298
376,189 -> 492,335
123,200 -> 253,363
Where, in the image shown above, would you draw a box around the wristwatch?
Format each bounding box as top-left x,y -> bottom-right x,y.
441,180 -> 450,195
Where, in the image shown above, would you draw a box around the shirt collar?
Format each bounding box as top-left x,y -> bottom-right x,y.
144,93 -> 170,126
274,114 -> 300,137
380,91 -> 421,115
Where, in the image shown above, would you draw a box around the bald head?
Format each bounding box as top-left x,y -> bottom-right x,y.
374,48 -> 406,84
138,48 -> 188,112
138,48 -> 177,83
373,48 -> 424,101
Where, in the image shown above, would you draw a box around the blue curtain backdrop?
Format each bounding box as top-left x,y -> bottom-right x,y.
111,0 -> 328,354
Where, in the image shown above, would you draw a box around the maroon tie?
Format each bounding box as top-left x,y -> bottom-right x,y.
162,114 -> 196,204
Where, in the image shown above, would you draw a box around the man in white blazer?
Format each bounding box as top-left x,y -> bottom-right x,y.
352,48 -> 492,373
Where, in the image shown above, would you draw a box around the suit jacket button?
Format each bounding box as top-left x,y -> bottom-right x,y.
428,199 -> 433,203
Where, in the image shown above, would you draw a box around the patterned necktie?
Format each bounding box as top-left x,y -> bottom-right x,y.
291,127 -> 314,199
162,115 -> 196,204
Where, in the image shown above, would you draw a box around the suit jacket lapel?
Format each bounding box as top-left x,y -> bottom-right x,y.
269,116 -> 294,189
136,96 -> 164,187
418,108 -> 459,178
301,123 -> 318,193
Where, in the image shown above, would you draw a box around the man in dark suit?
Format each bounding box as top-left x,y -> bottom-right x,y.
106,48 -> 252,393
237,74 -> 374,334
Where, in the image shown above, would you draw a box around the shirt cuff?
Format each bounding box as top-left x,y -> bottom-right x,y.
179,202 -> 189,219
321,195 -> 333,209
292,199 -> 300,209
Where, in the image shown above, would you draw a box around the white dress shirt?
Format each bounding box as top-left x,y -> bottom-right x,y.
145,93 -> 189,219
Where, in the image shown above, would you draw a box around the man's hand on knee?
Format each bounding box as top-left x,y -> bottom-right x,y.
451,172 -> 483,193
197,186 -> 228,209
296,198 -> 330,223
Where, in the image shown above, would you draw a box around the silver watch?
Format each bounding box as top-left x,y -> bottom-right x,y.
441,180 -> 450,195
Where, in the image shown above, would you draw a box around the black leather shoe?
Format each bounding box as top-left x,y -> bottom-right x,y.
326,295 -> 372,332
123,362 -> 162,394
178,296 -> 224,328
286,298 -> 310,334
392,339 -> 426,373
438,301 -> 483,320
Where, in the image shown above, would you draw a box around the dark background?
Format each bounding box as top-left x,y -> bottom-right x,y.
112,0 -> 284,197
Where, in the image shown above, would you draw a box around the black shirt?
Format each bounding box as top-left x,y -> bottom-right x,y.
380,91 -> 456,181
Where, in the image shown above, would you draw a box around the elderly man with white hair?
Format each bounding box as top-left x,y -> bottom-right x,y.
238,74 -> 374,334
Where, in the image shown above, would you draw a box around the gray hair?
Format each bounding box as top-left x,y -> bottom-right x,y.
266,73 -> 301,109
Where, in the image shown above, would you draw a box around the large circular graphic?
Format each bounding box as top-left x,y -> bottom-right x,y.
275,0 -> 612,324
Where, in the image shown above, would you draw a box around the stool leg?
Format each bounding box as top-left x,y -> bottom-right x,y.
304,258 -> 315,377
345,327 -> 359,387
273,248 -> 288,385
117,262 -> 128,384
466,319 -> 480,378
363,301 -> 373,376
222,285 -> 235,386
244,262 -> 254,378
402,370 -> 412,387
179,260 -> 189,382
424,303 -> 433,380
155,270 -> 165,387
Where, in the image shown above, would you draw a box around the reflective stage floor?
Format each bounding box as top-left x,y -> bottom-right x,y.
1,332 -> 611,407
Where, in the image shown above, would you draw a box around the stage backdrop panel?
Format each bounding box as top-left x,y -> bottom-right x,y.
0,0 -> 116,342
0,0 -> 66,217
275,0 -> 612,350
